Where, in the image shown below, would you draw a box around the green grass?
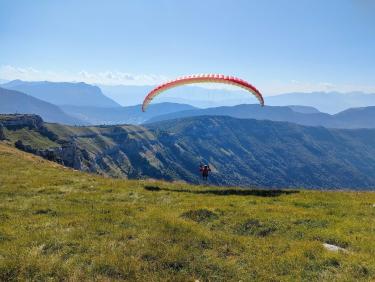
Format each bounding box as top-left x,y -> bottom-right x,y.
3,128 -> 58,149
0,143 -> 374,281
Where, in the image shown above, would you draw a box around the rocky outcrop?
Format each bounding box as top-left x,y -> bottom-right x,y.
15,140 -> 55,160
0,114 -> 91,171
15,139 -> 92,170
0,114 -> 44,130
0,114 -> 58,141
52,142 -> 91,170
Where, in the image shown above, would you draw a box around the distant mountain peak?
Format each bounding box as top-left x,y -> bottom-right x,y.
0,87 -> 85,125
267,91 -> 375,114
288,105 -> 321,114
1,80 -> 121,107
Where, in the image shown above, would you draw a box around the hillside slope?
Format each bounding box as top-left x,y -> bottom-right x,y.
148,116 -> 375,188
2,114 -> 375,189
334,106 -> 375,129
0,142 -> 374,281
0,87 -> 84,125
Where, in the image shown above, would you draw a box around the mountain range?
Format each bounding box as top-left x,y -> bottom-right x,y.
266,91 -> 375,114
100,84 -> 375,113
1,80 -> 375,129
0,87 -> 83,125
146,103 -> 375,129
2,80 -> 120,107
2,114 -> 375,189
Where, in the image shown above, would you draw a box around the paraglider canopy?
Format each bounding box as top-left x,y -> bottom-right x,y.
142,74 -> 264,112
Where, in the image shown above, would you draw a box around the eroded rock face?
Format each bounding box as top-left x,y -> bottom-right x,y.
15,140 -> 92,171
53,142 -> 89,170
1,114 -> 58,141
0,114 -> 43,130
0,114 -> 86,170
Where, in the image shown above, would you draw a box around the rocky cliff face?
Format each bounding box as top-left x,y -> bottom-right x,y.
0,115 -> 134,176
0,114 -> 44,130
0,114 -> 181,179
0,114 -> 58,141
14,139 -> 91,171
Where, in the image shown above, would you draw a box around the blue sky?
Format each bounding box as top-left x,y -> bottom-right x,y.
1,0 -> 374,95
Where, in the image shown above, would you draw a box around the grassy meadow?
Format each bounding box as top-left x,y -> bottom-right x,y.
0,142 -> 374,281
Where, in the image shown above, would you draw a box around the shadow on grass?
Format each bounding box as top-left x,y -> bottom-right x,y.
144,185 -> 299,197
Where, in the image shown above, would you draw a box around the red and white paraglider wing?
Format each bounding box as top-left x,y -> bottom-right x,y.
142,74 -> 264,112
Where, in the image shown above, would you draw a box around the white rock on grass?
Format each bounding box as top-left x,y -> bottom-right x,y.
323,243 -> 348,253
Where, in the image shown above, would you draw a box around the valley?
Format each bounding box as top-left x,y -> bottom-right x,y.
2,114 -> 375,189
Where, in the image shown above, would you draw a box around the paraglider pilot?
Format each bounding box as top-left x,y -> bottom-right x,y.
200,164 -> 211,180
